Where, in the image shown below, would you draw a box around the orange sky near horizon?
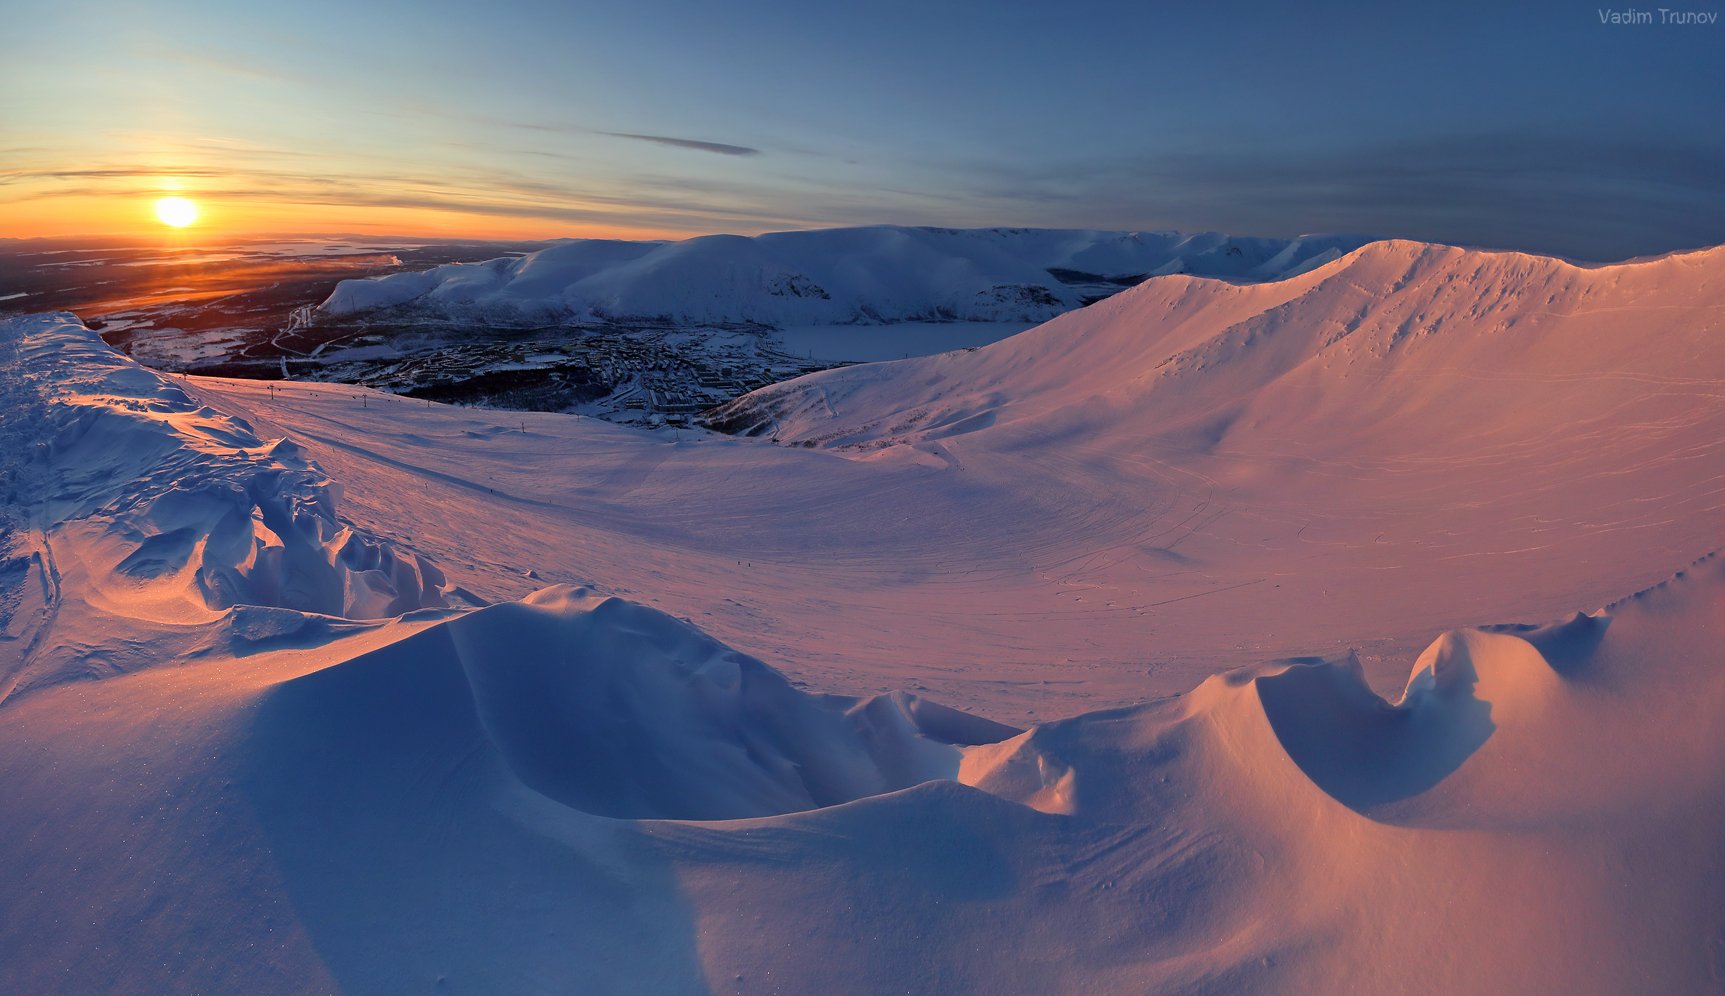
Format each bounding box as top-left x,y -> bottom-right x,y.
2,191 -> 696,244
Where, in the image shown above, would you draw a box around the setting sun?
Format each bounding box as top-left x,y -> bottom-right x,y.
154,196 -> 198,228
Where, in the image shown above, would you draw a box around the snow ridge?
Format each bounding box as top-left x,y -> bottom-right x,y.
269,585 -> 1022,821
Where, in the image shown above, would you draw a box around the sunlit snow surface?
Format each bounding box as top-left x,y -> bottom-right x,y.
2,238 -> 1723,993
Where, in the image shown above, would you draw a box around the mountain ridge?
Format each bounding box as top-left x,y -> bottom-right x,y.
318,225 -> 1369,326
707,237 -> 1725,450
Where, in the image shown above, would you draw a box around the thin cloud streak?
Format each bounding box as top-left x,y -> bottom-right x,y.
601,133 -> 761,157
0,167 -> 232,185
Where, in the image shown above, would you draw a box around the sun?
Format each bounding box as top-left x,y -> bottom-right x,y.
154,196 -> 199,228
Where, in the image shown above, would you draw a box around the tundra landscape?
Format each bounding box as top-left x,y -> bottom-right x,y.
3,2 -> 1721,993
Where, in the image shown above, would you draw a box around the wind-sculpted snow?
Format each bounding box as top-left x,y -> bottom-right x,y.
263,586 -> 1020,821
320,226 -> 1365,326
8,541 -> 1725,991
0,313 -> 470,699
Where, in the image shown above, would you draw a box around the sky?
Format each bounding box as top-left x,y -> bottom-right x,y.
2,0 -> 1721,258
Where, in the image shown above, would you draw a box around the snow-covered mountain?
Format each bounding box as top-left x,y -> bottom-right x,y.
319,226 -> 1367,325
710,239 -> 1725,452
3,237 -> 1723,992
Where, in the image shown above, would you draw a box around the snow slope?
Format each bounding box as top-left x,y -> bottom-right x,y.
711,239 -> 1725,450
700,241 -> 1725,685
202,242 -> 1725,719
320,226 -> 1365,326
1,234 -> 1723,992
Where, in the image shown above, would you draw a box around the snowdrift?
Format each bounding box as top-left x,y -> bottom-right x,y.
268,585 -> 1020,821
7,542 -> 1721,992
319,226 -> 1365,326
0,314 -> 469,698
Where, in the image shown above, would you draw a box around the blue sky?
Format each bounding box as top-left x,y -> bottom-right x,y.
2,0 -> 1721,257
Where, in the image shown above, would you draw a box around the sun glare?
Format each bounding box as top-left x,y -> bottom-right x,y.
154,196 -> 199,228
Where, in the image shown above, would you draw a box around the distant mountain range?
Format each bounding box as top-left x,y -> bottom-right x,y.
320,226 -> 1368,326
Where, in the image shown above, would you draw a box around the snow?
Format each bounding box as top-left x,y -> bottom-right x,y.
0,314 -> 473,700
320,225 -> 1368,326
345,584 -> 1019,821
2,236 -> 1724,992
774,320 -> 1036,362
